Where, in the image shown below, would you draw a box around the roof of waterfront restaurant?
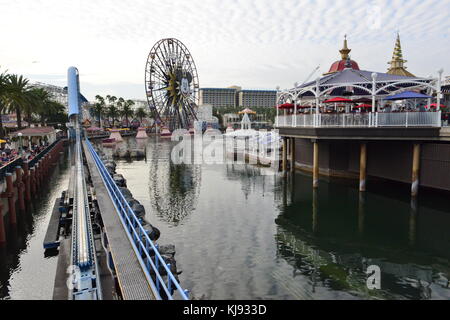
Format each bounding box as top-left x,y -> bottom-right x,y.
10,126 -> 56,137
300,68 -> 421,88
292,67 -> 432,97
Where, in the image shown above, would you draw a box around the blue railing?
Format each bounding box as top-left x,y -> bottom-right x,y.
85,139 -> 189,300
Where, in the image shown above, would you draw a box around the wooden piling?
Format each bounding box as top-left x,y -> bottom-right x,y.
5,173 -> 16,225
15,166 -> 25,211
359,143 -> 367,192
313,141 -> 319,188
282,138 -> 287,174
411,143 -> 421,197
23,162 -> 31,201
0,204 -> 5,244
30,167 -> 36,196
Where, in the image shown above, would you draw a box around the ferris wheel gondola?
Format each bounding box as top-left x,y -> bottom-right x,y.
145,38 -> 199,131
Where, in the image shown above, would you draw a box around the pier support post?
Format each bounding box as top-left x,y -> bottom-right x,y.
30,167 -> 36,196
313,140 -> 319,188
290,138 -> 295,174
5,173 -> 16,225
359,143 -> 367,192
409,198 -> 418,247
312,189 -> 318,233
15,166 -> 25,211
282,138 -> 287,174
0,204 -> 5,244
23,162 -> 31,201
37,161 -> 42,187
358,193 -> 365,237
411,143 -> 421,197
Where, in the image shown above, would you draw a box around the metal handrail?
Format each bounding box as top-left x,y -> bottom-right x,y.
276,111 -> 442,128
85,139 -> 189,300
0,139 -> 62,181
28,139 -> 60,167
0,157 -> 23,181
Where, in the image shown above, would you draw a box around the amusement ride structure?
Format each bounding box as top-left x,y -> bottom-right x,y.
145,38 -> 199,131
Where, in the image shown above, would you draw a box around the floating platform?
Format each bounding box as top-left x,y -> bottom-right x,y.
43,198 -> 62,250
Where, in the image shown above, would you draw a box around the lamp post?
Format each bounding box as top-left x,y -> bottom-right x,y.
18,132 -> 23,156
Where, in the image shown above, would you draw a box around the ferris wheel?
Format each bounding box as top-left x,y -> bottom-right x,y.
145,38 -> 199,131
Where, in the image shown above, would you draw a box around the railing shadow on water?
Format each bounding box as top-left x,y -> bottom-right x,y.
85,139 -> 189,300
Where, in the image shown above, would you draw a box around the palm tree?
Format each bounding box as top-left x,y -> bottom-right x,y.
120,99 -> 135,127
36,98 -> 64,126
135,107 -> 147,123
94,95 -> 106,127
0,70 -> 10,137
5,74 -> 29,129
24,87 -> 51,127
106,95 -> 117,127
106,95 -> 117,107
107,105 -> 119,127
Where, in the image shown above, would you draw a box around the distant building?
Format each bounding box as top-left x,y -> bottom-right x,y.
199,88 -> 237,107
131,99 -> 148,111
238,89 -> 277,108
30,82 -> 68,112
199,86 -> 277,108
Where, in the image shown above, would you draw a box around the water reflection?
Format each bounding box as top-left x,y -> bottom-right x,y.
147,140 -> 201,226
0,150 -> 69,299
113,137 -> 450,300
276,173 -> 450,299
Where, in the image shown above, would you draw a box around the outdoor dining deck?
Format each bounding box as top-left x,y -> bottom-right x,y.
275,111 -> 443,128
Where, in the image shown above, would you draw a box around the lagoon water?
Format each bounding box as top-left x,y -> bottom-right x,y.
110,137 -> 450,300
1,137 -> 449,300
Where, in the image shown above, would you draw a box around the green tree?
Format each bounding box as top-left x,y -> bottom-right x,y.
107,104 -> 119,127
120,99 -> 135,127
93,95 -> 106,127
106,95 -> 118,127
135,107 -> 147,123
5,74 -> 29,129
0,70 -> 10,137
25,87 -> 51,127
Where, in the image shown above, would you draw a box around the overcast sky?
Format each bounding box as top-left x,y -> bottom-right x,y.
0,0 -> 449,101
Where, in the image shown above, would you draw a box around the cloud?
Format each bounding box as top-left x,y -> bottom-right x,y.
0,0 -> 449,100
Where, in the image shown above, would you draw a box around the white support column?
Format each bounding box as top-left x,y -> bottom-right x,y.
294,99 -> 297,127
437,69 -> 443,111
371,72 -> 378,114
276,102 -> 279,126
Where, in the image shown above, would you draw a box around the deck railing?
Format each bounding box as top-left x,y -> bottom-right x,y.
86,139 -> 189,300
275,112 -> 442,128
0,139 -> 62,182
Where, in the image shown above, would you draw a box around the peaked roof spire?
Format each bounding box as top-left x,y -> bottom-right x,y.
339,34 -> 351,60
387,33 -> 415,77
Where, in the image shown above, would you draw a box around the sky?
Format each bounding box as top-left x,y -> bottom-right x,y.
0,0 -> 449,101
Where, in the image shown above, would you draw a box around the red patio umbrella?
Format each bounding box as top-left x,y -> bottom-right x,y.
276,103 -> 295,109
323,97 -> 353,103
425,103 -> 447,109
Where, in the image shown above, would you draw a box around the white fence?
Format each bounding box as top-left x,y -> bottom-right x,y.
275,112 -> 442,128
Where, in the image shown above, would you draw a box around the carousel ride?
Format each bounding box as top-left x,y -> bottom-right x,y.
145,38 -> 200,136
